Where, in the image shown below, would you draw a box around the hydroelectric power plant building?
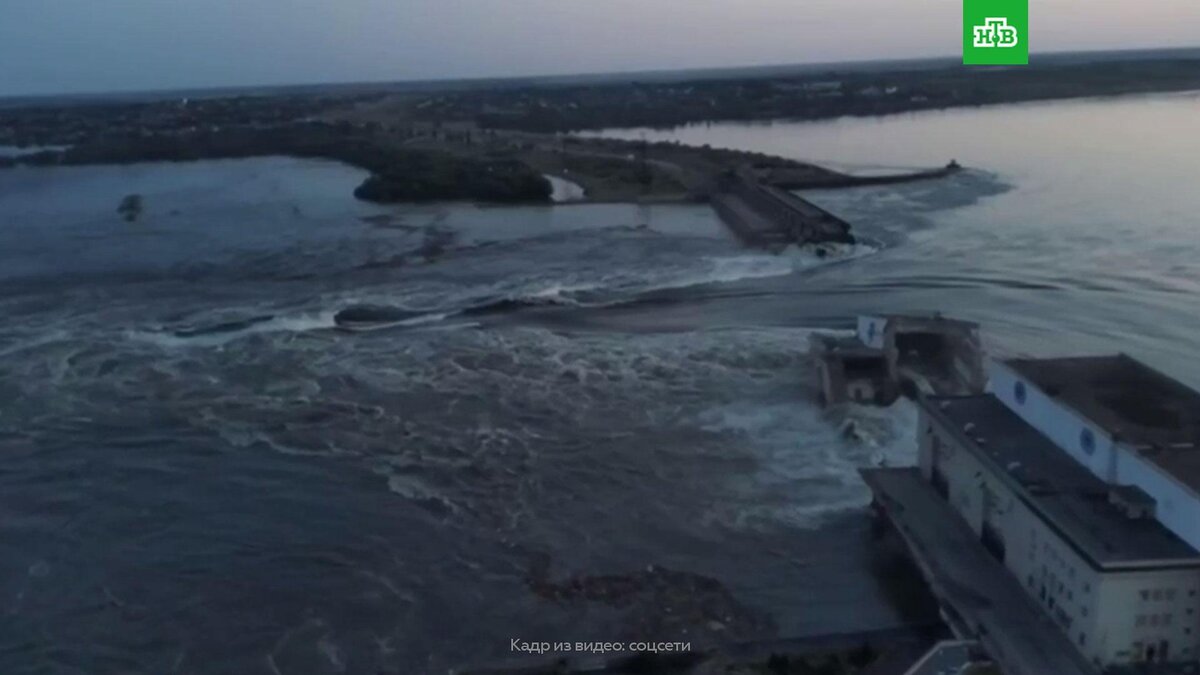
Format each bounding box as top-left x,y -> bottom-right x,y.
866,354 -> 1200,673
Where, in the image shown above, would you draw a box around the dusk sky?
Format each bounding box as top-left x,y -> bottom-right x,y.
2,0 -> 1198,96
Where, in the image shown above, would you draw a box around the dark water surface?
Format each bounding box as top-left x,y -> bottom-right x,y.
2,92 -> 1198,673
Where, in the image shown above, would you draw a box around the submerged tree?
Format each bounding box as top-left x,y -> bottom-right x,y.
117,194 -> 143,222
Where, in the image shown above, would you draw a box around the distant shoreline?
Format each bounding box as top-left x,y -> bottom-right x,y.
3,45 -> 1197,107
10,55 -> 1193,210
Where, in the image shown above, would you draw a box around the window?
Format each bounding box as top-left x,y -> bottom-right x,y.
1137,615 -> 1147,627
1142,590 -> 1151,602
1153,589 -> 1163,601
1079,632 -> 1087,646
1164,614 -> 1173,626
1015,381 -> 1027,404
1166,589 -> 1177,601
1084,582 -> 1090,593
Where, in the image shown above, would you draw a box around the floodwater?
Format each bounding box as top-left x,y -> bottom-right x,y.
2,91 -> 1198,673
590,91 -> 1200,369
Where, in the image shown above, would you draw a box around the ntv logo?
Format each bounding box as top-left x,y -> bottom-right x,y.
963,0 -> 1028,64
973,18 -> 1019,48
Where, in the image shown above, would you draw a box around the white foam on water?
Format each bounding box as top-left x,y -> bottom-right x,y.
696,392 -> 919,532
632,241 -> 880,293
380,471 -> 460,516
264,236 -> 883,329
129,310 -> 340,348
544,174 -> 587,203
335,311 -> 454,333
842,398 -> 920,466
0,329 -> 72,360
316,634 -> 346,673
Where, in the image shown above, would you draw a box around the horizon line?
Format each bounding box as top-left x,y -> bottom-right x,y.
3,43 -> 1199,104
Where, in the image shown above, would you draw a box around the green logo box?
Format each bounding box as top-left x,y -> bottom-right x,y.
963,0 -> 1029,65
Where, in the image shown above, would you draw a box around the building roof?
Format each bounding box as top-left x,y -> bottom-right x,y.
877,312 -> 980,329
1003,354 -> 1200,492
809,333 -> 884,358
923,394 -> 1200,569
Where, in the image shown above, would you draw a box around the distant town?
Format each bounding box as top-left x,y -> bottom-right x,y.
2,51 -> 1199,209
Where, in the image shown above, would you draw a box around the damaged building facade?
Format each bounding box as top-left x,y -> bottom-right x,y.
811,314 -> 986,406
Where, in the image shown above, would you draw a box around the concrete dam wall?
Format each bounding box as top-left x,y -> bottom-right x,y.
710,172 -> 855,249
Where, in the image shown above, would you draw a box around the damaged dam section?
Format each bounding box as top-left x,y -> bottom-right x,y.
710,170 -> 857,249
1,102 -> 960,250
706,161 -> 963,251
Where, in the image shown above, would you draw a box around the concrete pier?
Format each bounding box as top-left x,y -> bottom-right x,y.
861,468 -> 1099,675
767,162 -> 963,190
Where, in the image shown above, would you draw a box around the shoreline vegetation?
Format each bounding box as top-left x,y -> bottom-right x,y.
1,124 -> 555,204
2,53 -> 1197,206
456,59 -> 1200,133
0,121 -> 958,207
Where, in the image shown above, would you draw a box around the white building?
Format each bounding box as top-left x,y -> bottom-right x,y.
918,354 -> 1200,669
990,356 -> 1200,552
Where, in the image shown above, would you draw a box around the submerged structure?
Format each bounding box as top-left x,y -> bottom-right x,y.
866,353 -> 1200,673
811,314 -> 987,406
709,170 -> 855,249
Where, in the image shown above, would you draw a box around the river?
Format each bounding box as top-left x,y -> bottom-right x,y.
1,92 -> 1197,673
587,91 -> 1200,367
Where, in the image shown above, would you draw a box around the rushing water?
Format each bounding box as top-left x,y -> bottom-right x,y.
590,91 -> 1200,370
1,92 -> 1198,674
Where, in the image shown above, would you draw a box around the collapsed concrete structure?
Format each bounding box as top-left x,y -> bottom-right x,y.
810,314 -> 987,406
710,170 -> 856,249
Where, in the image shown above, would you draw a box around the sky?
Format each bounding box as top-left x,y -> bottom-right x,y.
1,0 -> 1198,97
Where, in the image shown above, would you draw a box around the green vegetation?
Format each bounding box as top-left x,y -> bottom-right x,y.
521,148 -> 686,201
407,57 -> 1200,133
352,151 -> 550,203
10,123 -> 551,204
